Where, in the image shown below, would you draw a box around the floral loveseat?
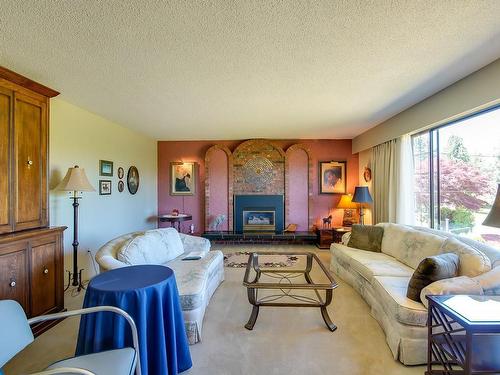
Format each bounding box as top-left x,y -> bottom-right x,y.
330,223 -> 500,365
95,228 -> 224,345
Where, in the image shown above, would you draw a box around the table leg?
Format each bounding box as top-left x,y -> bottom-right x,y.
321,289 -> 337,332
245,305 -> 259,330
245,287 -> 259,330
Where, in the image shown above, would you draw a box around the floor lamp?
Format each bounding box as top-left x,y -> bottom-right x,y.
352,186 -> 373,225
483,184 -> 500,228
56,165 -> 95,291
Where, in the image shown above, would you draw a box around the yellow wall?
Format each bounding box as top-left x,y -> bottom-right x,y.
49,99 -> 157,279
353,58 -> 500,153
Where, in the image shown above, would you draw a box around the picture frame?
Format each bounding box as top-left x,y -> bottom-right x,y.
319,161 -> 346,194
117,167 -> 124,179
118,180 -> 124,192
99,160 -> 113,176
127,166 -> 140,195
170,162 -> 196,196
99,180 -> 112,195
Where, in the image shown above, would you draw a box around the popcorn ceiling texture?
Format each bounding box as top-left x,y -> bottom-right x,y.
1,1 -> 499,140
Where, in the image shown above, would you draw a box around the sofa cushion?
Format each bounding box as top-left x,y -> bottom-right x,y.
147,228 -> 184,261
333,244 -> 414,282
379,223 -> 446,269
473,266 -> 500,295
347,225 -> 384,252
117,231 -> 170,265
407,253 -> 459,302
439,237 -> 491,277
372,276 -> 428,327
167,250 -> 223,310
420,276 -> 484,308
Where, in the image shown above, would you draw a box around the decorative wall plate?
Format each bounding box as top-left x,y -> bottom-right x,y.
242,156 -> 274,191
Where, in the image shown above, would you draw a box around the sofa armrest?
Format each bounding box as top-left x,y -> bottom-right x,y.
420,276 -> 484,308
94,255 -> 128,272
179,233 -> 211,254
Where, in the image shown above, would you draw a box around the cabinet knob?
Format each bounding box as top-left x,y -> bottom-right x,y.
27,160 -> 33,166
43,268 -> 49,274
9,280 -> 16,287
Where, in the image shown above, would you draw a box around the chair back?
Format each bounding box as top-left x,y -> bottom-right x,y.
0,300 -> 34,368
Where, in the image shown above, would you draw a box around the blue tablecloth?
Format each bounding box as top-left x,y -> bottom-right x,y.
76,265 -> 192,375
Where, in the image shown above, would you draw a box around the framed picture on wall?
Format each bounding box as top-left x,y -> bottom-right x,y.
99,160 -> 113,176
170,162 -> 196,196
99,180 -> 112,195
319,161 -> 346,194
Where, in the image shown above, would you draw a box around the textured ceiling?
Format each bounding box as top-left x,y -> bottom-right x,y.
1,1 -> 500,140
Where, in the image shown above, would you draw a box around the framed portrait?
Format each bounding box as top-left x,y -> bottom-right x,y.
118,180 -> 124,192
99,160 -> 113,176
319,161 -> 346,194
170,162 -> 196,196
127,166 -> 140,195
99,180 -> 112,195
117,167 -> 124,179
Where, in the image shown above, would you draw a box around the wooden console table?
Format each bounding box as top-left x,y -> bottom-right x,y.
316,227 -> 351,249
426,295 -> 500,374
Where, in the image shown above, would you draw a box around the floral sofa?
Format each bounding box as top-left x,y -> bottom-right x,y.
330,223 -> 500,365
95,228 -> 224,345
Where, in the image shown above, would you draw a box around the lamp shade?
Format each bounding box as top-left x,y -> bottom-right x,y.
55,165 -> 95,192
483,184 -> 500,228
352,186 -> 373,204
337,194 -> 357,209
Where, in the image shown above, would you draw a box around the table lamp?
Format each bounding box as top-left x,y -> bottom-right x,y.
483,184 -> 500,228
352,186 -> 373,225
337,194 -> 357,227
55,165 -> 95,291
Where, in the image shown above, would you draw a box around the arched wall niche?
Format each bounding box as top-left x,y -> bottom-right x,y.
204,145 -> 233,231
285,144 -> 313,231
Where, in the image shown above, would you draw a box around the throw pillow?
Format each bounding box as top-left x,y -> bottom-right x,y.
117,231 -> 170,265
420,276 -> 484,308
347,224 -> 384,252
147,228 -> 185,261
406,252 -> 459,302
473,266 -> 500,295
439,237 -> 491,277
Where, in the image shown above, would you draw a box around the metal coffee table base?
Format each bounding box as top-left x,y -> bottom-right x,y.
243,252 -> 338,332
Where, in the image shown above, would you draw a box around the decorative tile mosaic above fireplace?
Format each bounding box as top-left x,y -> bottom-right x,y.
234,195 -> 284,233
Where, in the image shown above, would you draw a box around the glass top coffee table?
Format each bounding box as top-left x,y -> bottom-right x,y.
243,252 -> 338,331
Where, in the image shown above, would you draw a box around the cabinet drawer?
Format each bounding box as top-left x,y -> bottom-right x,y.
31,241 -> 57,316
0,249 -> 28,310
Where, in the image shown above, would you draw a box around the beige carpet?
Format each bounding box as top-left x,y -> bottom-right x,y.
4,244 -> 425,375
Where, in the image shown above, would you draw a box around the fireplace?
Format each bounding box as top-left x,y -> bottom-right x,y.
234,195 -> 284,233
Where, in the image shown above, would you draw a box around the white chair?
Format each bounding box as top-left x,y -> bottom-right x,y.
0,300 -> 141,375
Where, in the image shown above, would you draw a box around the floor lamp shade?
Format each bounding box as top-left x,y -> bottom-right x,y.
352,186 -> 373,225
483,184 -> 500,228
56,165 -> 95,193
55,165 -> 94,291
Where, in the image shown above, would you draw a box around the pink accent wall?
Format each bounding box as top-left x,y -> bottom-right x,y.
207,149 -> 229,230
158,139 -> 358,232
287,148 -> 309,231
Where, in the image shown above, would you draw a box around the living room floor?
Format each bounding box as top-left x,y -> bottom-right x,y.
5,244 -> 425,375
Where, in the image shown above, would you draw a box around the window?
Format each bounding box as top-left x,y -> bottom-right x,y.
412,107 -> 500,246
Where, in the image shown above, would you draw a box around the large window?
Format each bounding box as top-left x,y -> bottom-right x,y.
412,107 -> 500,246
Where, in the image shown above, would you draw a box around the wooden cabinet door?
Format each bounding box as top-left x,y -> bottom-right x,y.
13,92 -> 48,231
0,87 -> 13,234
0,246 -> 28,311
30,239 -> 57,316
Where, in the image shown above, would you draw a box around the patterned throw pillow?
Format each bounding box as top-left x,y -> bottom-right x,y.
347,224 -> 384,252
407,252 -> 459,302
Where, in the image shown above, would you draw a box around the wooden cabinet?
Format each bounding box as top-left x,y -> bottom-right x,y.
0,227 -> 66,335
0,66 -> 56,234
0,66 -> 64,335
316,227 -> 351,249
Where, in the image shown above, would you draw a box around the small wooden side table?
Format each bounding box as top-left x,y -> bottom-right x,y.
316,227 -> 351,249
158,214 -> 192,232
426,295 -> 500,374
